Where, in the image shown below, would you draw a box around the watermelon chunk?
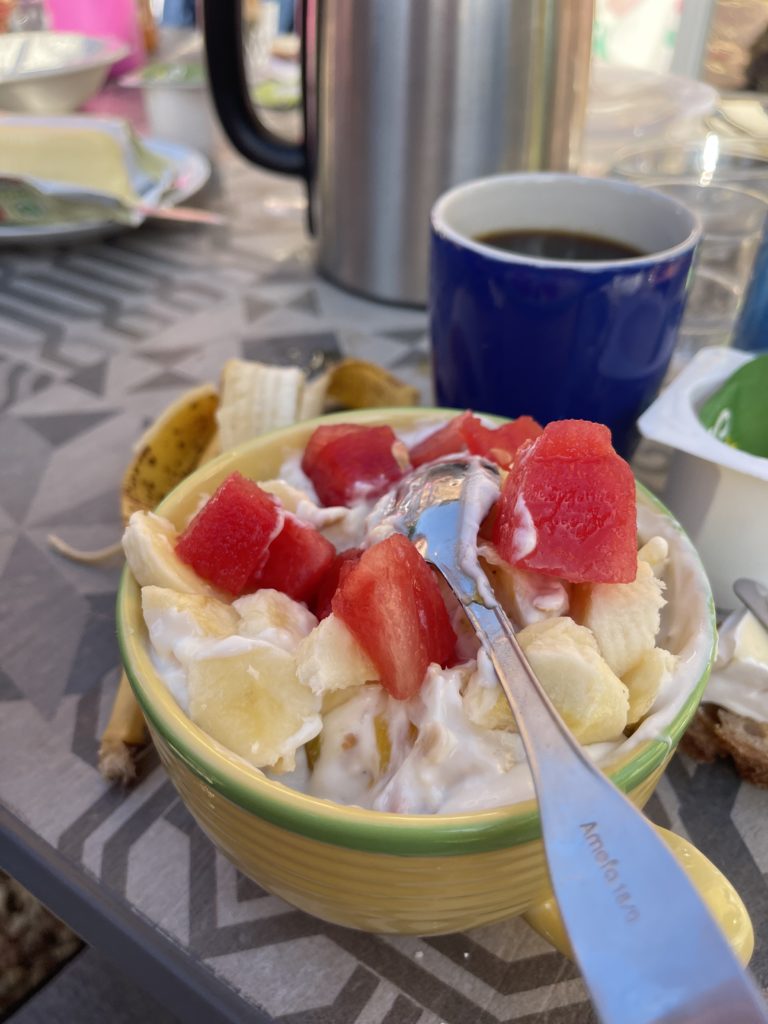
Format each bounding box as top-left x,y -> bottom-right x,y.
409,412 -> 474,467
493,420 -> 637,584
176,472 -> 281,595
301,424 -> 405,506
461,415 -> 543,469
248,514 -> 336,603
409,413 -> 542,470
332,534 -> 456,699
310,547 -> 362,620
301,423 -> 362,469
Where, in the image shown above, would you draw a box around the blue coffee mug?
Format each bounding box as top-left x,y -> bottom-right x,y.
430,174 -> 701,455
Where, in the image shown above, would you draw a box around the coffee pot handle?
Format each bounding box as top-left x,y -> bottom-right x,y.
203,0 -> 308,177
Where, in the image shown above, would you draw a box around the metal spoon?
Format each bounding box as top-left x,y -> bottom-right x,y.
734,578 -> 768,633
392,457 -> 768,1024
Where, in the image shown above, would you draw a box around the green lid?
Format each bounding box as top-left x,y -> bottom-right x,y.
698,354 -> 768,458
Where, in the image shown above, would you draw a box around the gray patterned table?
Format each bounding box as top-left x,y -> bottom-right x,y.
1,123 -> 767,1024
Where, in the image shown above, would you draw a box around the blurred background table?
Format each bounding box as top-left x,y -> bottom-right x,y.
1,110 -> 768,1023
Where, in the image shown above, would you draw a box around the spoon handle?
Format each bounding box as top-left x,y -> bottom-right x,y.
734,577 -> 768,633
432,555 -> 768,1024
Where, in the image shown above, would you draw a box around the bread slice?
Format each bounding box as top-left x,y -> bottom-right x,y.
681,703 -> 768,787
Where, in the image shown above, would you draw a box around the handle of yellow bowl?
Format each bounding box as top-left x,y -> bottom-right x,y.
523,824 -> 754,966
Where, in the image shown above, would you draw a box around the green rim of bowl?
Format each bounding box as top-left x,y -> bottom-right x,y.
117,407 -> 717,857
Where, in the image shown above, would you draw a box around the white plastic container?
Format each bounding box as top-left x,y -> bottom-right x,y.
120,61 -> 217,157
638,347 -> 768,611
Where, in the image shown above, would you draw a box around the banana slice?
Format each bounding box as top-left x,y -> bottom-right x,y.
518,617 -> 629,743
121,383 -> 219,523
234,589 -> 317,653
187,643 -> 321,770
465,619 -> 629,743
624,647 -> 677,724
638,535 -> 669,578
479,544 -> 569,628
142,587 -> 239,660
296,613 -> 379,695
216,359 -> 329,452
571,559 -> 665,677
122,511 -> 218,596
463,649 -> 514,731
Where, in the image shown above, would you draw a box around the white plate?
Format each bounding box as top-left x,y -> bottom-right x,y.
582,62 -> 719,173
0,32 -> 129,114
0,134 -> 211,246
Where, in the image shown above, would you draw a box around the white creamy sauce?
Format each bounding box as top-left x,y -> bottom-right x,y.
145,604 -> 205,661
456,461 -> 501,607
349,478 -> 382,502
262,506 -> 286,561
233,592 -> 317,653
150,649 -> 190,713
293,498 -> 347,531
370,666 -> 521,814
307,686 -> 408,805
276,452 -> 317,495
704,609 -> 768,723
270,745 -> 311,792
292,500 -> 369,551
510,495 -> 537,561
360,488 -> 402,548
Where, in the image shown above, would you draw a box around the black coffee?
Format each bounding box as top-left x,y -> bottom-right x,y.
475,229 -> 644,262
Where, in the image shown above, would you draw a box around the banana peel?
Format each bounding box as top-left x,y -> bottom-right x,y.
96,357 -> 420,786
99,384 -> 220,783
120,383 -> 220,522
327,359 -> 420,409
98,670 -> 149,784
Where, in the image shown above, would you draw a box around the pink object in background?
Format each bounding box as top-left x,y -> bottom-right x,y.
46,0 -> 145,77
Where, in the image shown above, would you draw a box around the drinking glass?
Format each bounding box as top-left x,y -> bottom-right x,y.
610,137 -> 768,199
650,183 -> 767,371
610,138 -> 768,373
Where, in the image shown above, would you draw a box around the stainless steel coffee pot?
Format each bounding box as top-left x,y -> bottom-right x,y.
204,0 -> 594,305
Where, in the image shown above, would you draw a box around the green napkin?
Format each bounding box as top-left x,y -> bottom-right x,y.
698,354 -> 768,458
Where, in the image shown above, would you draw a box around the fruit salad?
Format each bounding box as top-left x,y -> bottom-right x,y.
123,413 -> 682,814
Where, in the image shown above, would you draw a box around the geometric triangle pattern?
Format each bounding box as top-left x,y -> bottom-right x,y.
287,289 -> 322,317
1,148 -> 767,1024
67,361 -> 108,396
241,330 -> 343,373
128,369 -> 200,392
0,665 -> 23,700
0,414 -> 52,523
20,410 -> 116,446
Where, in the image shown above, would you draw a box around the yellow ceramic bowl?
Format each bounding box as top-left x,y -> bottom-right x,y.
117,408 -> 719,938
